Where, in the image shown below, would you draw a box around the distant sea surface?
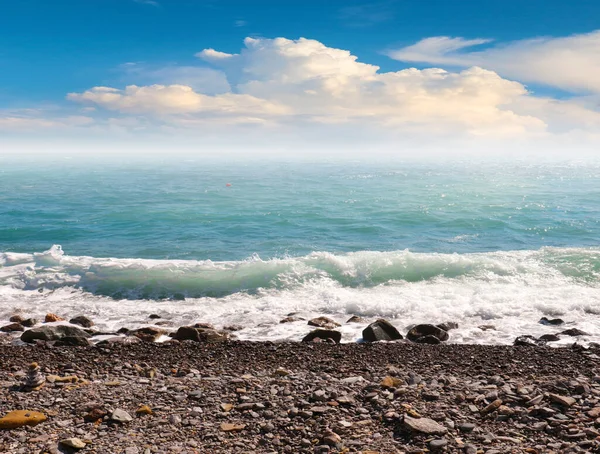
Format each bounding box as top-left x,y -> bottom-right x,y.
1,158 -> 599,344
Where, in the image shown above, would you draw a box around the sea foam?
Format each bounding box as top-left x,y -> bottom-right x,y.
1,245 -> 599,344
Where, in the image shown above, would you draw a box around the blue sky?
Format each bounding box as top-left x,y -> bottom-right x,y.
2,0 -> 600,154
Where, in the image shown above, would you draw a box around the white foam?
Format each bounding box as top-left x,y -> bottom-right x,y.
0,246 -> 599,344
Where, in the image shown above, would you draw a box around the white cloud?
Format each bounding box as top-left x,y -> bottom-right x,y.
68,84 -> 289,117
388,31 -> 600,94
67,37 -> 552,137
0,114 -> 93,131
196,48 -> 236,62
57,36 -> 600,143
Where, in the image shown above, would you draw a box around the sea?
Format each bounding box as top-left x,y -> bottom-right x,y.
1,156 -> 599,344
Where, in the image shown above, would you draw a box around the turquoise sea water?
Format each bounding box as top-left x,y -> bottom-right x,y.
1,157 -> 599,343
2,159 -> 600,259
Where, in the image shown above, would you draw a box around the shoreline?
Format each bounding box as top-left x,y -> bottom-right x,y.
2,341 -> 599,453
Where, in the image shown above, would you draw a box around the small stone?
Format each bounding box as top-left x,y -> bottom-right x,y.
69,316 -> 94,328
346,315 -> 365,323
406,324 -> 449,342
59,438 -> 86,449
1,323 -> 24,332
561,328 -> 589,336
539,317 -> 564,325
549,393 -> 576,407
221,403 -> 234,412
403,415 -> 447,435
220,422 -> 246,432
362,319 -> 403,342
135,405 -> 153,416
308,316 -> 341,329
381,376 -> 403,388
458,422 -> 476,433
9,315 -> 24,323
481,399 -> 503,414
44,313 -> 64,322
429,438 -> 448,451
110,408 -> 133,423
302,329 -> 342,343
0,410 -> 47,429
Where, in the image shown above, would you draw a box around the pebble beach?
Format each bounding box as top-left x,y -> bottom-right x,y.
1,318 -> 600,454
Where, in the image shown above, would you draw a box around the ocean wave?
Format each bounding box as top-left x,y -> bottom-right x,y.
1,245 -> 600,300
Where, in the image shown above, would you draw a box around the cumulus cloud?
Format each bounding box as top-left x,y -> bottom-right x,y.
67,37 -> 558,137
388,31 -> 600,94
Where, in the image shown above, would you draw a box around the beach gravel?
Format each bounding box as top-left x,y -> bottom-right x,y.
0,341 -> 599,453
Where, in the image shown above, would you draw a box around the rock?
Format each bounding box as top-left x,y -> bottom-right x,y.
539,317 -> 564,325
514,335 -> 545,347
403,415 -> 447,435
223,324 -> 243,331
308,316 -> 341,329
407,324 -> 449,342
0,410 -> 47,429
172,326 -> 230,343
110,408 -> 133,423
136,405 -> 153,416
20,325 -> 91,343
437,321 -> 459,331
481,399 -> 502,414
21,318 -> 37,327
59,438 -> 86,449
193,322 -> 215,329
346,315 -> 365,323
1,323 -> 24,332
220,422 -> 246,432
44,313 -> 64,323
381,376 -> 403,388
587,407 -> 600,418
414,334 -> 441,344
458,422 -> 476,433
302,329 -> 342,343
54,336 -> 91,346
280,316 -> 304,323
478,324 -> 496,331
549,393 -> 576,407
20,362 -> 45,391
221,403 -> 234,412
9,315 -> 24,323
131,327 -> 166,342
84,408 -> 107,422
69,315 -> 94,328
148,314 -> 161,319
429,438 -> 448,451
539,334 -> 561,342
561,328 -> 589,336
362,319 -> 403,342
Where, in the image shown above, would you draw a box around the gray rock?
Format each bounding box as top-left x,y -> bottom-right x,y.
539,317 -> 564,325
111,408 -> 133,423
1,323 -> 24,332
561,328 -> 589,336
308,316 -> 340,329
302,329 -> 342,343
407,324 -> 449,342
172,326 -> 230,343
59,438 -> 86,449
429,438 -> 447,451
403,415 -> 447,435
69,315 -> 94,328
362,319 -> 403,342
20,325 -> 91,343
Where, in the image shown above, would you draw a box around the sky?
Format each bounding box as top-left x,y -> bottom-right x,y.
2,0 -> 600,156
